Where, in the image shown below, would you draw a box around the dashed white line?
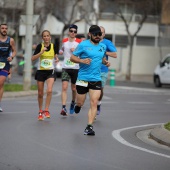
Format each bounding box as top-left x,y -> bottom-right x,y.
4,111 -> 27,114
113,86 -> 170,93
127,102 -> 154,104
102,96 -> 112,100
112,124 -> 170,159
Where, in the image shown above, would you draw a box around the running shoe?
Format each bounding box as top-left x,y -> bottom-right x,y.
44,110 -> 50,118
97,104 -> 101,115
0,107 -> 3,112
60,108 -> 68,116
74,105 -> 81,114
38,112 -> 44,121
84,125 -> 95,136
69,102 -> 75,114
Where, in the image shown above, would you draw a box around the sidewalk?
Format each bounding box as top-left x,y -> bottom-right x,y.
150,125 -> 170,147
3,90 -> 38,98
115,74 -> 153,84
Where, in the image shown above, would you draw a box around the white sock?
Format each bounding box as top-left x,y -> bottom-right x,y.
98,101 -> 101,105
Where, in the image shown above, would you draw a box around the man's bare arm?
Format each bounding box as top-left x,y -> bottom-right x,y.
7,38 -> 17,62
106,52 -> 117,58
70,55 -> 91,65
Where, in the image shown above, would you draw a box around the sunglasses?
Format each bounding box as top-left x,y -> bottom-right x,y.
91,32 -> 102,36
69,30 -> 77,34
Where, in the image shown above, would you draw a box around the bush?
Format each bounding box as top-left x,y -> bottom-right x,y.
164,122 -> 170,131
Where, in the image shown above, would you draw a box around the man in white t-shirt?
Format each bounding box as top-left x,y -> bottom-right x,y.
59,24 -> 81,116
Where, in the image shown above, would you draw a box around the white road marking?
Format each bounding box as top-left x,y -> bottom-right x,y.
98,101 -> 119,103
112,123 -> 170,159
102,96 -> 112,100
113,86 -> 169,93
127,102 -> 154,104
5,111 -> 27,114
52,90 -> 61,97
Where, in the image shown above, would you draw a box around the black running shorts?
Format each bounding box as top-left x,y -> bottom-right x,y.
35,70 -> 56,82
76,81 -> 102,94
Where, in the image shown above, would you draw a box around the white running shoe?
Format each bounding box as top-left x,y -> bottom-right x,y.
0,107 -> 3,112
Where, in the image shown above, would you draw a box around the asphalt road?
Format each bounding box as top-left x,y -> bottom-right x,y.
1,74 -> 170,170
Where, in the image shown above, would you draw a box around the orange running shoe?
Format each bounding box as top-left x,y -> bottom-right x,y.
38,112 -> 44,121
44,110 -> 50,118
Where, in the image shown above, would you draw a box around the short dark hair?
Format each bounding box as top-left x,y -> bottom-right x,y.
0,23 -> 7,27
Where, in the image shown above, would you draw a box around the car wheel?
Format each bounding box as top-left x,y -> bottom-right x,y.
154,76 -> 162,88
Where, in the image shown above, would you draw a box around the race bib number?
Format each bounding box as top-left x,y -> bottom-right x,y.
40,59 -> 53,69
65,59 -> 76,67
76,80 -> 88,87
0,62 -> 6,69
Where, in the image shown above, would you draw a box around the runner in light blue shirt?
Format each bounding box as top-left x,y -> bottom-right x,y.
73,39 -> 106,81
70,25 -> 110,136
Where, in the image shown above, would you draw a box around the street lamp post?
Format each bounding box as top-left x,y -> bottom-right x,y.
23,0 -> 34,91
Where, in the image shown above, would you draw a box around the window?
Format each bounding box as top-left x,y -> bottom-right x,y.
105,34 -> 112,41
115,35 -> 128,47
158,37 -> 170,47
161,57 -> 170,67
164,57 -> 170,64
136,36 -> 155,46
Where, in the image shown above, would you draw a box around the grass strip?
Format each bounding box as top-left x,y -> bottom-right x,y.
4,84 -> 37,91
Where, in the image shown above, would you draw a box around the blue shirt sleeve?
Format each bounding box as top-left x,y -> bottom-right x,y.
73,43 -> 83,57
107,40 -> 117,52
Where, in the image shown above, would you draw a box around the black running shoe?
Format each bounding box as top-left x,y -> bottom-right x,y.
84,125 -> 95,136
74,105 -> 81,114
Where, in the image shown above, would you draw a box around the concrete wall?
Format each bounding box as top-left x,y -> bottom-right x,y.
75,20 -> 159,37
109,46 -> 170,76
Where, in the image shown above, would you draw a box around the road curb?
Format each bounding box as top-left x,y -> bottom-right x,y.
3,90 -> 38,98
150,124 -> 170,147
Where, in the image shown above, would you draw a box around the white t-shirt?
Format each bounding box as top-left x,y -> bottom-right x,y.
61,38 -> 81,69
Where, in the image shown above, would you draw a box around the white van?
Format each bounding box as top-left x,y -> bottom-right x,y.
154,53 -> 170,87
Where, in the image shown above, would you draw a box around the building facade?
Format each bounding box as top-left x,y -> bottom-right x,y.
1,0 -> 170,80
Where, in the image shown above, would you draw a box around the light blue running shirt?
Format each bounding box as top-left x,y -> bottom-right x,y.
73,39 -> 106,81
100,38 -> 117,73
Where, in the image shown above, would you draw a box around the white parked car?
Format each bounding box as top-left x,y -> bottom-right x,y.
154,53 -> 170,87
